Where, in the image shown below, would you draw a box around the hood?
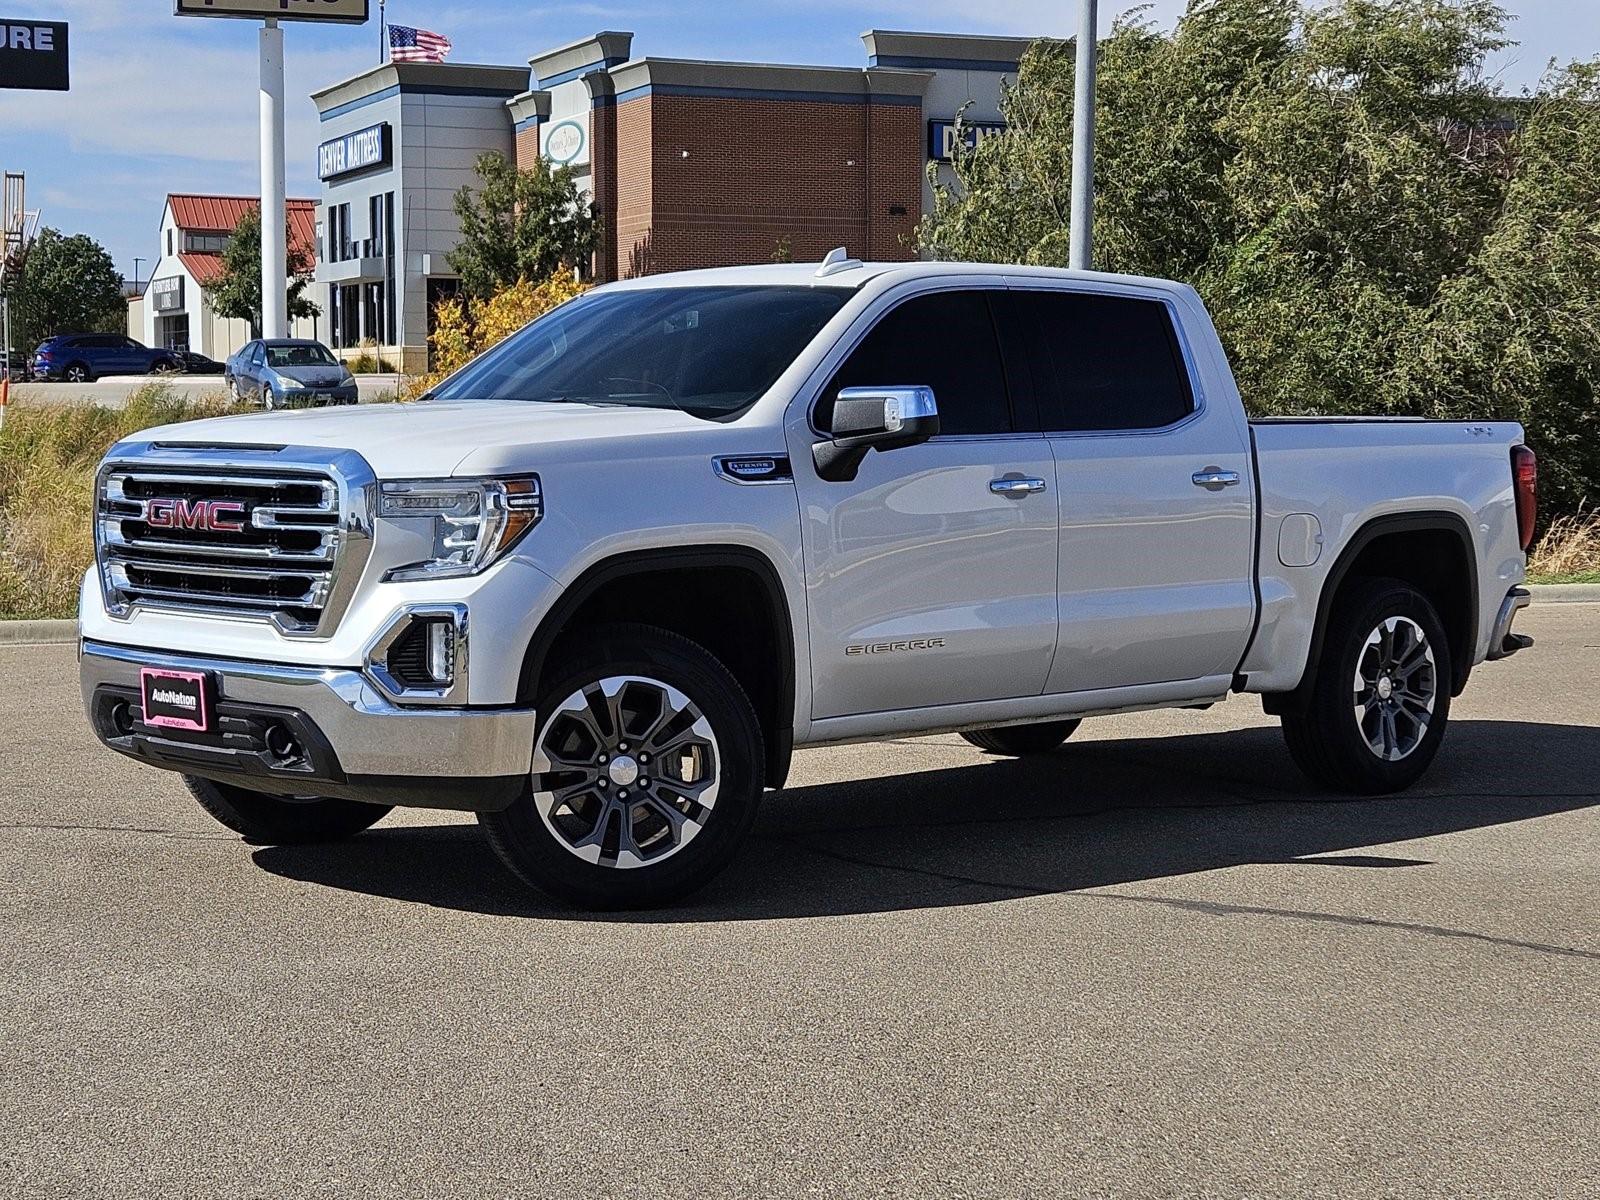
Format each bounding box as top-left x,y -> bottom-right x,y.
127,398 -> 723,478
272,364 -> 350,387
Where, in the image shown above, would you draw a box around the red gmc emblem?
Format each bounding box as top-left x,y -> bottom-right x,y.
144,498 -> 247,533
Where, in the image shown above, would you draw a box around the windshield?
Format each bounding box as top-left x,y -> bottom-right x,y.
267,343 -> 337,367
428,285 -> 853,420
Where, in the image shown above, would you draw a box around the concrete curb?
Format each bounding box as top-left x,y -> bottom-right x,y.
1528,583 -> 1600,604
0,619 -> 78,645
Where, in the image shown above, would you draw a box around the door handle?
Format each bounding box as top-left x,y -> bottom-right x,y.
990,477 -> 1047,497
1192,468 -> 1241,491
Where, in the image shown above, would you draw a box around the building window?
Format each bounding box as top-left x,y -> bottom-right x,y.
327,203 -> 354,264
166,229 -> 173,255
332,283 -> 362,349
383,192 -> 396,344
183,232 -> 228,254
367,194 -> 384,259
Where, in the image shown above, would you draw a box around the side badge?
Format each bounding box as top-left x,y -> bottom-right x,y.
714,455 -> 793,484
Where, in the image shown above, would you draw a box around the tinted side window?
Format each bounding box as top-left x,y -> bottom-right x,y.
819,290 -> 1013,436
1018,291 -> 1194,432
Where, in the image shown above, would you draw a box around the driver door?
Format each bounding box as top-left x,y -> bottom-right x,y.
787,284 -> 1059,720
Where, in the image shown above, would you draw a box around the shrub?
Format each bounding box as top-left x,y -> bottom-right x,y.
411,273 -> 588,397
0,385 -> 248,619
1529,510 -> 1600,583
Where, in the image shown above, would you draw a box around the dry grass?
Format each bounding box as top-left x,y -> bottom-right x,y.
1528,510 -> 1600,584
0,385 -> 248,620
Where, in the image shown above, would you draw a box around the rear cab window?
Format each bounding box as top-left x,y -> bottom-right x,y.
1009,290 -> 1195,433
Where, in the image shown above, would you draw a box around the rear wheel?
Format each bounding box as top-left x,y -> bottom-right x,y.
184,776 -> 391,843
480,624 -> 764,910
961,720 -> 1082,756
1280,578 -> 1452,794
64,362 -> 92,383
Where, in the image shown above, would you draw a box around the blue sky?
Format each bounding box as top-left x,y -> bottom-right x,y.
1,0 -> 1594,277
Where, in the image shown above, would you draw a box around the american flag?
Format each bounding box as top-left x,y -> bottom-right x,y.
389,24 -> 452,64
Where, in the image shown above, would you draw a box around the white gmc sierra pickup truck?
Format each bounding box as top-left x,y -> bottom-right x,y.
80,255 -> 1538,908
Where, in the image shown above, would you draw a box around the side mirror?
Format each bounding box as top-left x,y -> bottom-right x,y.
813,386 -> 940,482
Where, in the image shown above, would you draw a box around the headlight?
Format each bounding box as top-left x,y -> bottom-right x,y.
378,476 -> 542,581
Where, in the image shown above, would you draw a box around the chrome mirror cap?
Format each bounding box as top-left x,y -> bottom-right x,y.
815,385 -> 941,483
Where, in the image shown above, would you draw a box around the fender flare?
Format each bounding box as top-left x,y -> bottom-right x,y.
1264,511 -> 1479,714
516,546 -> 797,789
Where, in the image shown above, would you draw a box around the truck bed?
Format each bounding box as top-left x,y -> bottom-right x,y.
1240,417 -> 1526,693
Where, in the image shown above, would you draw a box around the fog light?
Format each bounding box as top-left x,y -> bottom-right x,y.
426,619 -> 454,685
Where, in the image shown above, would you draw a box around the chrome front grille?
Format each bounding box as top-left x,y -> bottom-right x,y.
95,447 -> 374,637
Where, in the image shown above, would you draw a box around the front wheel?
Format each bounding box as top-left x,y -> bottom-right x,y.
185,776 -> 391,843
480,624 -> 765,910
1280,578 -> 1452,794
961,719 -> 1082,756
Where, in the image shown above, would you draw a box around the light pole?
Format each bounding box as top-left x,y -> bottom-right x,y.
260,17 -> 288,339
1069,0 -> 1098,271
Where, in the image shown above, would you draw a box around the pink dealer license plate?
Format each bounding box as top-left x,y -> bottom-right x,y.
139,667 -> 213,733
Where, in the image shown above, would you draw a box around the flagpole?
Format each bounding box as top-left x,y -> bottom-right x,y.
379,0 -> 386,64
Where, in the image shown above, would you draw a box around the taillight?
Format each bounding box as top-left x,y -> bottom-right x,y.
1512,444 -> 1537,552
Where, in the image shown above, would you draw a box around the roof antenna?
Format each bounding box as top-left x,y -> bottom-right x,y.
815,246 -> 863,278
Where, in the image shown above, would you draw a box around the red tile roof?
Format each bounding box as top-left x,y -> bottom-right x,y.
165,194 -> 319,282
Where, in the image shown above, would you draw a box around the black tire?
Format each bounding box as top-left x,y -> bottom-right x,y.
151,358 -> 180,375
184,775 -> 391,844
64,362 -> 93,383
480,623 -> 765,910
961,720 -> 1082,756
1281,577 -> 1453,795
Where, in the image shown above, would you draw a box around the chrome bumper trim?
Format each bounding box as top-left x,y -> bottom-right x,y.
1486,587 -> 1533,661
80,639 -> 534,778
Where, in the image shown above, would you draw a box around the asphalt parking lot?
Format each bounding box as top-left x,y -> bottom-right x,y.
2,604 -> 1596,1198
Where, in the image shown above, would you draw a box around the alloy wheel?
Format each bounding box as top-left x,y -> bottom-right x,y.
531,675 -> 721,869
1353,615 -> 1437,761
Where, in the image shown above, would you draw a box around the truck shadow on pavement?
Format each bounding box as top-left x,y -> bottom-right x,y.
251,719 -> 1600,923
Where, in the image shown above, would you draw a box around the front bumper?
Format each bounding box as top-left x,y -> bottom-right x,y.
280,385 -> 359,407
81,639 -> 535,811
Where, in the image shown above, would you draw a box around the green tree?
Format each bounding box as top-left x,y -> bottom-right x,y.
8,228 -> 127,351
204,206 -> 320,339
920,0 -> 1600,514
448,152 -> 598,297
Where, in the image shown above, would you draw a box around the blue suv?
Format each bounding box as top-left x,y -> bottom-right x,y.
33,334 -> 181,383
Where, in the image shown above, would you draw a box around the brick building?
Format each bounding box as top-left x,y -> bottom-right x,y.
311,29 -> 1030,371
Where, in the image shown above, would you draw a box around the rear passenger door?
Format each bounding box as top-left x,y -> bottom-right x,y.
789,283 -> 1059,719
1006,284 -> 1256,694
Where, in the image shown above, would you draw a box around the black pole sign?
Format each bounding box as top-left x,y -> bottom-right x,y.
0,18 -> 69,91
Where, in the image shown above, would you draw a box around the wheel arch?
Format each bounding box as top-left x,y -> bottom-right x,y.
518,546 -> 797,790
1264,511 -> 1479,715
